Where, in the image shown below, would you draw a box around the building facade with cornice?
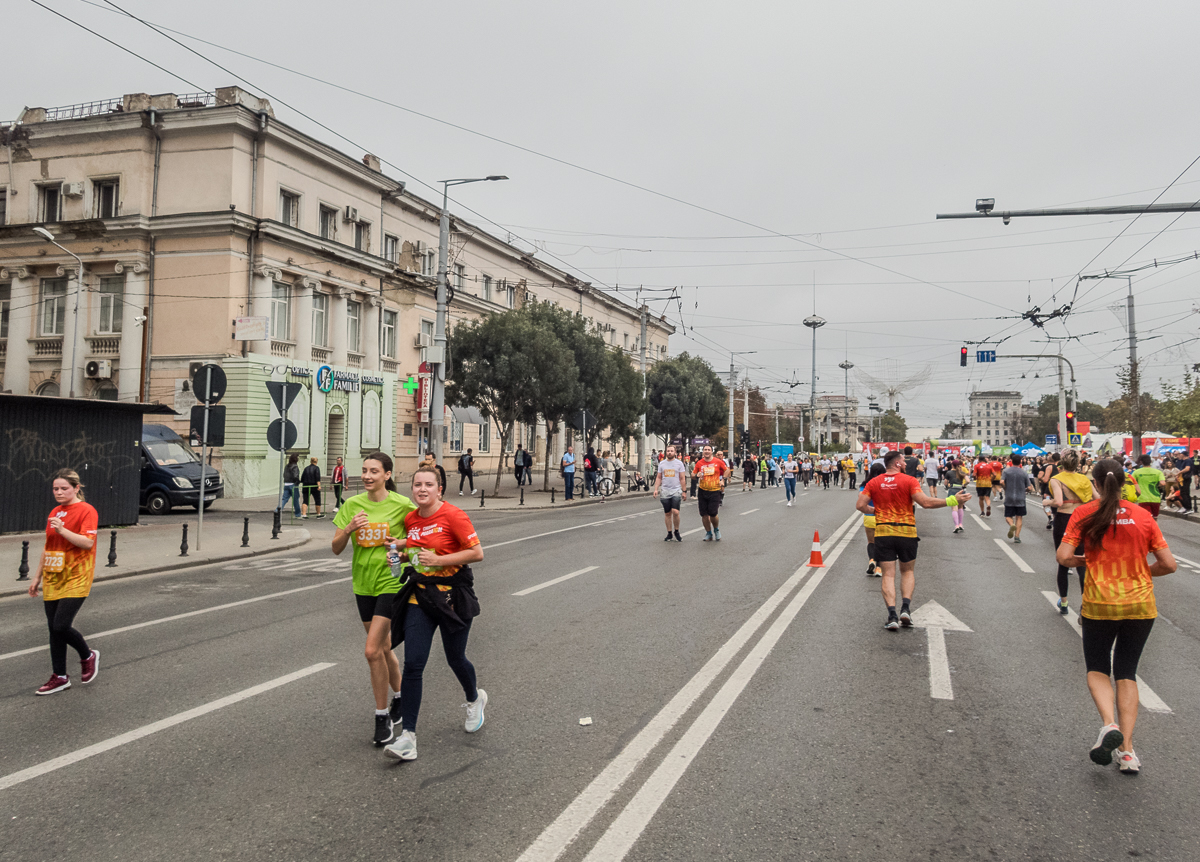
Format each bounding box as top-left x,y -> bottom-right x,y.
0,88 -> 672,498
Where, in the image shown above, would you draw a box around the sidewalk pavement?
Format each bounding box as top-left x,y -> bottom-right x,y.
2,514 -> 310,599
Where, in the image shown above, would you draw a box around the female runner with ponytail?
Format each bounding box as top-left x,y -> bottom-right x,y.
332,452 -> 416,747
1056,458 -> 1176,775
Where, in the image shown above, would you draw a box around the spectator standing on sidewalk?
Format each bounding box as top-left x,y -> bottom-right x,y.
514,445 -> 529,487
561,445 -> 577,501
301,457 -> 324,519
29,468 -> 101,695
458,448 -> 477,496
331,456 -> 347,513
281,453 -> 301,517
584,446 -> 601,497
421,451 -> 448,498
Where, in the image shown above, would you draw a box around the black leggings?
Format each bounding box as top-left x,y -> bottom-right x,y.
1052,511 -> 1086,598
44,597 -> 90,676
1081,617 -> 1154,680
400,603 -> 477,732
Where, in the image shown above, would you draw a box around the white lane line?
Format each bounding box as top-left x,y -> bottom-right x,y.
969,514 -> 992,532
515,508 -> 862,862
993,538 -> 1035,573
578,520 -> 860,862
1039,591 -> 1171,714
513,566 -> 600,597
740,509 -> 760,515
0,663 -> 336,792
1173,555 -> 1200,570
0,578 -> 351,663
484,510 -> 660,550
775,499 -> 788,504
680,527 -> 705,537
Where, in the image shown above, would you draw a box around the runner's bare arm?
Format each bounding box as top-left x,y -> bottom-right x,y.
50,518 -> 95,550
332,512 -> 369,555
912,487 -> 970,509
855,490 -> 873,514
416,545 -> 484,568
1149,546 -> 1177,578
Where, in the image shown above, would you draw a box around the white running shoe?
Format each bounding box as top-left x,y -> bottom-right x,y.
464,689 -> 488,732
787,500 -> 793,507
384,730 -> 417,761
1115,748 -> 1141,775
1089,723 -> 1124,765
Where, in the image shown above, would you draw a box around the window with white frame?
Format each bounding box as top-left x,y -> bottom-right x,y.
450,417 -> 463,451
0,282 -> 9,338
454,264 -> 465,289
271,281 -> 291,341
506,283 -> 515,308
280,190 -> 300,227
311,292 -> 328,346
383,234 -> 399,263
496,279 -> 506,304
420,318 -> 434,344
98,276 -> 124,334
0,188 -> 7,225
478,416 -> 490,452
354,221 -> 370,252
346,299 -> 361,352
482,275 -> 492,301
382,309 -> 397,357
40,278 -> 67,335
319,205 -> 338,240
40,184 -> 62,223
623,333 -> 629,350
420,249 -> 435,276
93,179 -> 119,219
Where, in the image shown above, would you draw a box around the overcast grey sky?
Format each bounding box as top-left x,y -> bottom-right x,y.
8,0 -> 1200,430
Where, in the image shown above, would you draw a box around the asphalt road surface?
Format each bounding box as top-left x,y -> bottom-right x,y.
3,483 -> 1200,862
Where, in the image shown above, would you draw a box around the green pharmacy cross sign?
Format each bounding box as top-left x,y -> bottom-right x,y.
404,375 -> 420,395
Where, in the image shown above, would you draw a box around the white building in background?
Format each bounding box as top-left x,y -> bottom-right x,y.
968,390 -> 1033,448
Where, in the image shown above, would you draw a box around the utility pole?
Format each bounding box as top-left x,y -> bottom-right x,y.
1126,277 -> 1142,456
774,406 -> 779,445
996,353 -> 1075,450
727,361 -> 736,459
742,371 -> 749,459
638,304 -> 648,474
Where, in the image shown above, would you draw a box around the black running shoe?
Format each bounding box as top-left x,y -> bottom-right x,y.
389,695 -> 403,724
899,609 -> 913,627
664,533 -> 674,541
866,560 -> 876,576
674,530 -> 682,542
374,714 -> 395,746
885,615 -> 900,632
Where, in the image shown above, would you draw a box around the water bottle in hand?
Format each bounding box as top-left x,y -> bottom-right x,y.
387,543 -> 405,581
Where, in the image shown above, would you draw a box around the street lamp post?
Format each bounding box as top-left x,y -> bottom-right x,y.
429,176 -> 508,461
803,315 -> 825,451
728,351 -> 755,459
33,226 -> 84,398
838,359 -> 854,450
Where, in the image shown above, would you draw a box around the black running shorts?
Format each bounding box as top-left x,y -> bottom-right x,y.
1004,504 -> 1027,518
660,494 -> 682,512
697,488 -> 724,517
874,535 -> 919,563
356,592 -> 399,623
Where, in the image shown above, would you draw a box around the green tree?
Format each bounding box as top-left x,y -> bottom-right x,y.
1158,370 -> 1200,436
646,352 -> 727,453
1104,363 -> 1159,439
879,410 -> 907,442
939,420 -> 971,439
590,346 -> 647,454
446,308 -> 577,494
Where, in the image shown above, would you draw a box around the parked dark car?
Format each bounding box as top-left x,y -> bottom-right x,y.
140,424 -> 223,515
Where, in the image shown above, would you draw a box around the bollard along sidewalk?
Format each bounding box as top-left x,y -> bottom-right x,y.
1,514 -> 310,599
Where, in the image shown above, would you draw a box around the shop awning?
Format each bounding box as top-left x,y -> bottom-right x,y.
450,405 -> 488,424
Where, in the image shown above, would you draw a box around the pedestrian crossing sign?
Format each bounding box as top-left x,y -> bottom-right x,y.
1068,433 -> 1082,446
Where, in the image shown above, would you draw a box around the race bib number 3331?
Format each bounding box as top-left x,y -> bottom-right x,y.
355,523 -> 390,548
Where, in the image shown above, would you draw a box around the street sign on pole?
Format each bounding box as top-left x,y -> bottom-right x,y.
193,364 -> 227,404
266,381 -> 303,520
267,418 -> 299,452
265,380 -> 302,414
193,364 -> 226,552
1068,433 -> 1082,446
975,350 -> 996,363
1045,434 -> 1058,445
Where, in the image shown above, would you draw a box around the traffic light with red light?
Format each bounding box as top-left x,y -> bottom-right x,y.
960,346 -> 968,367
1066,410 -> 1076,433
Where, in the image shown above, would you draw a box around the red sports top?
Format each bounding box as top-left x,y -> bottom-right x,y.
403,502 -> 480,604
42,501 -> 99,601
862,473 -> 921,538
1063,500 -> 1167,620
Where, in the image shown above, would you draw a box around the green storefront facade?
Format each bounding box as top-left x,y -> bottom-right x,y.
220,355 -> 397,499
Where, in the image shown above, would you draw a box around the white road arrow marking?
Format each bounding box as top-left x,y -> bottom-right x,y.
910,600 -> 973,700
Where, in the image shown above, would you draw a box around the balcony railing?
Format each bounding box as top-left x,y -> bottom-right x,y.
270,340 -> 294,359
30,337 -> 63,358
311,346 -> 331,363
86,335 -> 121,356
43,98 -> 124,122
381,359 -> 397,374
346,352 -> 364,369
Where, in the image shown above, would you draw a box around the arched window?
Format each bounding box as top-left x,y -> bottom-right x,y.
95,381 -> 118,401
361,390 -> 381,450
36,380 -> 60,397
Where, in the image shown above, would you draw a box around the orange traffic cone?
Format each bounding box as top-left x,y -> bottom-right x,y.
806,530 -> 825,568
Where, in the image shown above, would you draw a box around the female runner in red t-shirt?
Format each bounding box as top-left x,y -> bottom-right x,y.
28,469 -> 100,695
384,466 -> 485,762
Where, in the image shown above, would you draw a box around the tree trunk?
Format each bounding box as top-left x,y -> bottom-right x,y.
542,419 -> 559,491
495,420 -> 514,495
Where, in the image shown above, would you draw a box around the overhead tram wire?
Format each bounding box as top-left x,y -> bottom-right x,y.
68,2 -> 1021,318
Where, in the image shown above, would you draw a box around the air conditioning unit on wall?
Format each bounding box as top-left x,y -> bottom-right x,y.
85,359 -> 112,379
62,182 -> 84,198
414,332 -> 432,348
344,206 -> 359,223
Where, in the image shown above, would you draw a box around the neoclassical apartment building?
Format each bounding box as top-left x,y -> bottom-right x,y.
0,87 -> 672,496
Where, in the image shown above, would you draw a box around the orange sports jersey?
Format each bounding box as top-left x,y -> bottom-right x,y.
692,457 -> 728,492
404,502 -> 480,603
862,473 -> 921,538
41,501 -> 99,601
1063,500 -> 1167,620
990,461 -> 1004,477
973,463 -> 993,486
